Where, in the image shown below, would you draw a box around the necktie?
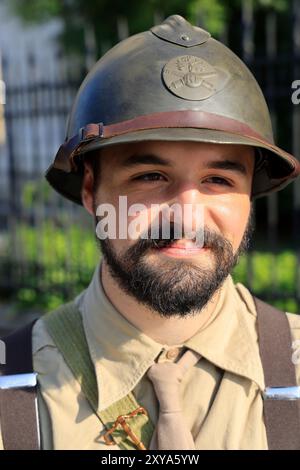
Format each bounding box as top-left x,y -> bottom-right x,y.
146,348 -> 202,450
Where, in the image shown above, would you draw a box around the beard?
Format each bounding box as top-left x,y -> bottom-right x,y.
95,207 -> 254,318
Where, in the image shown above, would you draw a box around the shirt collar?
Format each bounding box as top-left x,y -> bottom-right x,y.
185,277 -> 265,391
79,260 -> 264,411
80,262 -> 163,411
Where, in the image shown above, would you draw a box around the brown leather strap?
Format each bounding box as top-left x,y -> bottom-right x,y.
52,110 -> 298,174
0,320 -> 40,450
254,297 -> 300,450
100,111 -> 264,140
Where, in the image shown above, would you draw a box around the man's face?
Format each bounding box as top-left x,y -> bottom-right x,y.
82,141 -> 255,318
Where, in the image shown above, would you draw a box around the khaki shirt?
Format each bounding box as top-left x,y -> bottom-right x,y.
1,261 -> 300,450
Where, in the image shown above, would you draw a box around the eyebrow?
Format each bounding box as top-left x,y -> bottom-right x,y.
121,153 -> 248,176
120,154 -> 171,168
204,159 -> 248,176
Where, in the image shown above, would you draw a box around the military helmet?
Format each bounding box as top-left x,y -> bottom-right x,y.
45,15 -> 300,205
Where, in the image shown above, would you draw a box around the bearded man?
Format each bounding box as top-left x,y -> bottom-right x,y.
1,15 -> 300,450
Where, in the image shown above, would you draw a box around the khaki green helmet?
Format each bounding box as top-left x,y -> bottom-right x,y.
45,15 -> 300,204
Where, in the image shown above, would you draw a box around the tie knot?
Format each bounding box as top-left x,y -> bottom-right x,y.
146,349 -> 201,413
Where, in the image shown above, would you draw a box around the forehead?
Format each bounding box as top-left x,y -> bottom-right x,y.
99,140 -> 255,169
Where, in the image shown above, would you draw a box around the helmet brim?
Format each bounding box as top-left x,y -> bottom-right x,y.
45,127 -> 300,205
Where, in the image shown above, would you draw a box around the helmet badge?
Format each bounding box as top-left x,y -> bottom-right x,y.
162,55 -> 230,101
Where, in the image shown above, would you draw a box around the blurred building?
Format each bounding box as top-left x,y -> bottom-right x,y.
0,2 -> 63,211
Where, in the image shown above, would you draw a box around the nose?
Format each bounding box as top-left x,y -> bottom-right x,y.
174,184 -> 203,206
165,184 -> 206,235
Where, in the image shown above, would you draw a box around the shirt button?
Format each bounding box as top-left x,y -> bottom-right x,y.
166,347 -> 181,360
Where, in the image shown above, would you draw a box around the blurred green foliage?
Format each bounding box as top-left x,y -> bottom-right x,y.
232,251 -> 299,313
0,221 -> 97,312
7,0 -> 292,57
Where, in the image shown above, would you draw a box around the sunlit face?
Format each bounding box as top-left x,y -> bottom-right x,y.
82,140 -> 255,317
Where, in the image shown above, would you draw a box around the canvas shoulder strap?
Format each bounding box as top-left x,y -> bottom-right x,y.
254,296 -> 300,450
43,301 -> 154,450
0,320 -> 40,450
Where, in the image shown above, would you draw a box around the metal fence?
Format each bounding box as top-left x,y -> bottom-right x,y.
0,51 -> 95,306
0,2 -> 300,313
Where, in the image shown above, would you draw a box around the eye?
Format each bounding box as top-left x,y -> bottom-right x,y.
203,176 -> 232,187
133,173 -> 166,182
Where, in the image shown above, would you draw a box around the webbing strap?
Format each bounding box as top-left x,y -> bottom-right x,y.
43,301 -> 155,450
0,320 -> 40,450
254,297 -> 300,450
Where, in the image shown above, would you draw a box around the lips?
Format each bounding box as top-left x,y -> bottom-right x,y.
154,240 -> 206,256
169,240 -> 204,248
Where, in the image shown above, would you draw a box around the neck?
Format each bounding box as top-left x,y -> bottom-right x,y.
100,259 -> 222,346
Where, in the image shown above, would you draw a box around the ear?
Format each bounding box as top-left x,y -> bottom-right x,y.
81,160 -> 95,216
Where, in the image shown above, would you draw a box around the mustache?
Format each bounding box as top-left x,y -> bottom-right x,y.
125,224 -> 233,260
